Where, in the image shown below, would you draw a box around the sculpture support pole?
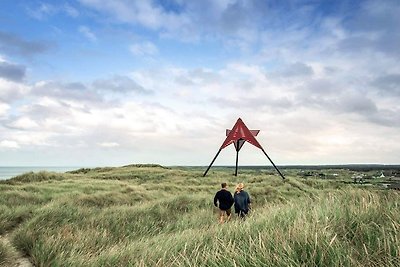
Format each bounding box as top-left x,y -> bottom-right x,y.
235,148 -> 239,176
203,148 -> 222,177
261,148 -> 285,180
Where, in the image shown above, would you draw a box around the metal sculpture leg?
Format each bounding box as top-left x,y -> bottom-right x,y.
261,149 -> 285,180
235,149 -> 239,176
203,149 -> 222,177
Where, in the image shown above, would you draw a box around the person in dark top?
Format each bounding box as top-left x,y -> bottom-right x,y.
214,182 -> 234,223
234,183 -> 251,219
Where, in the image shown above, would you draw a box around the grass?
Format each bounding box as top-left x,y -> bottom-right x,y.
0,165 -> 399,266
0,239 -> 17,267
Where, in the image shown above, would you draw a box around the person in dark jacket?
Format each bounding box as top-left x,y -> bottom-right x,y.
214,182 -> 234,223
234,183 -> 251,219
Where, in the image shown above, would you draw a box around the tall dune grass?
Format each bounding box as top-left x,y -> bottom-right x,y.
0,165 -> 399,266
0,239 -> 17,267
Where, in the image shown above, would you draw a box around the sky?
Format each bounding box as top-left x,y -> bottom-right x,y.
0,0 -> 399,167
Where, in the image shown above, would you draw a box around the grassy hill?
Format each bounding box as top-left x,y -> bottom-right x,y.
0,165 -> 399,266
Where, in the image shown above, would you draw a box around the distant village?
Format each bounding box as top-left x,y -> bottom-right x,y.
297,169 -> 400,190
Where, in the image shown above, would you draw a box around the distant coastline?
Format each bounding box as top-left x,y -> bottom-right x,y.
182,164 -> 400,171
0,166 -> 82,180
1,164 -> 399,181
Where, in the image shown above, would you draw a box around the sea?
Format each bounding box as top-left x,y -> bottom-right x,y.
0,166 -> 82,181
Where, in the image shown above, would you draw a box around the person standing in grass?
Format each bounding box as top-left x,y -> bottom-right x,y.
234,183 -> 251,219
214,182 -> 234,223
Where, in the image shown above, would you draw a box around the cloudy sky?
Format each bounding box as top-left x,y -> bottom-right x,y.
0,0 -> 399,167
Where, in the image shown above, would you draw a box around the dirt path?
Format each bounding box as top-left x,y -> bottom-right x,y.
0,234 -> 33,267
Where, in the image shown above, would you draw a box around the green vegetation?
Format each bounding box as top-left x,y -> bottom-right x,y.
0,165 -> 399,266
0,239 -> 16,267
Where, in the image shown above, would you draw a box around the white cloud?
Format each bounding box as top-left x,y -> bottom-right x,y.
98,142 -> 120,148
0,102 -> 9,116
79,0 -> 187,31
0,140 -> 19,149
26,3 -> 56,20
8,117 -> 39,130
25,2 -> 80,19
78,0 -> 266,44
130,41 -> 158,56
0,78 -> 30,102
64,4 -> 79,17
93,75 -> 151,94
78,26 -> 97,41
11,131 -> 55,147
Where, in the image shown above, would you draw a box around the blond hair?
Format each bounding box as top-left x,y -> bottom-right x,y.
235,183 -> 244,193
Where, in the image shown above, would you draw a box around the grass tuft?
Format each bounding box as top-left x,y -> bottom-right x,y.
0,239 -> 17,267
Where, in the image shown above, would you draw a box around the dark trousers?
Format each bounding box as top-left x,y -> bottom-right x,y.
236,209 -> 248,219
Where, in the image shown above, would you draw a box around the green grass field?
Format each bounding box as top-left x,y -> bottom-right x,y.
0,165 -> 399,266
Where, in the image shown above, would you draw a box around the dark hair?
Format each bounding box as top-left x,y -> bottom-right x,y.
221,182 -> 227,188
